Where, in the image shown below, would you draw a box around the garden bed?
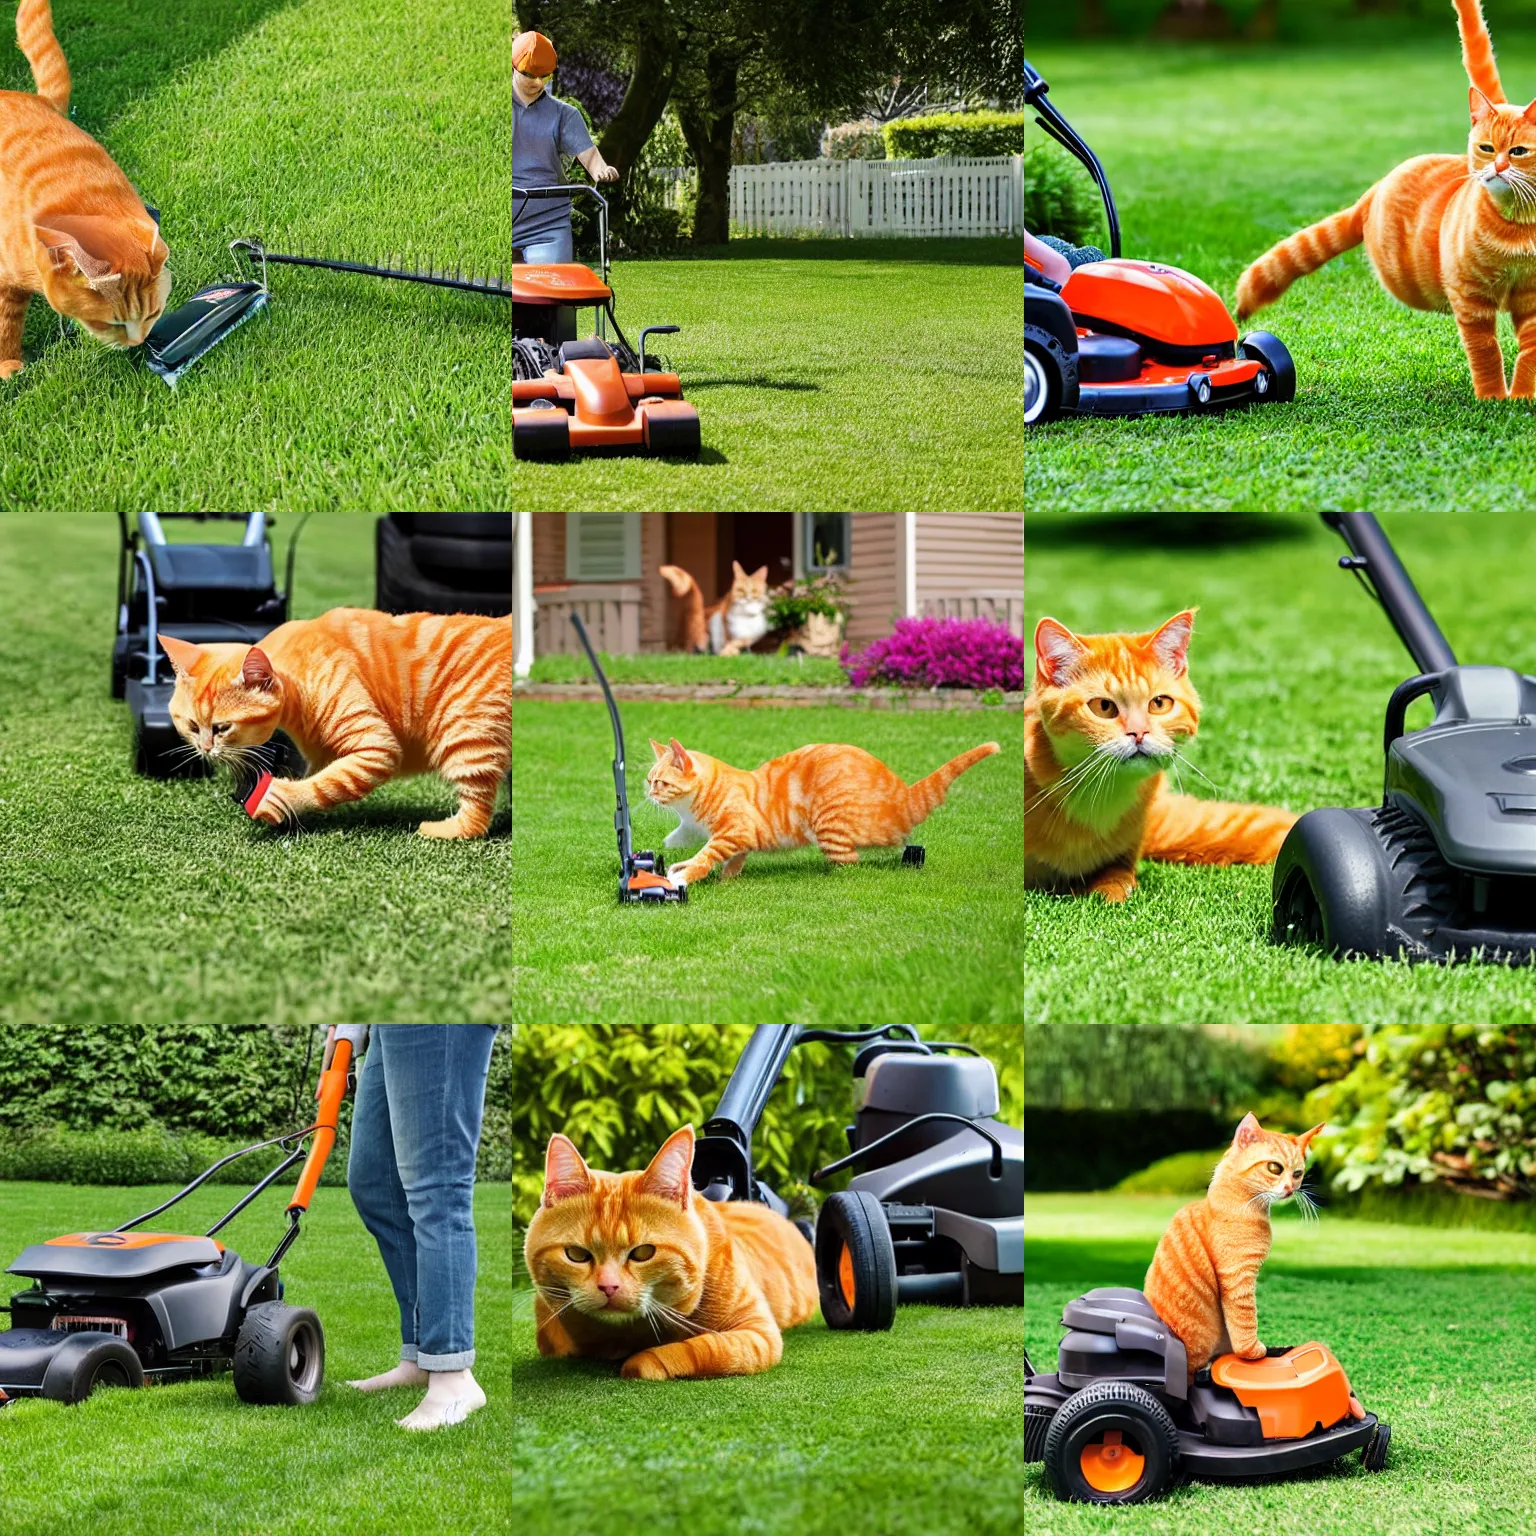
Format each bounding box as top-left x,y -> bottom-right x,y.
516,681 -> 1023,708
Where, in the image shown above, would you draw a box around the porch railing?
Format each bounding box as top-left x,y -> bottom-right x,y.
920,592 -> 1024,636
532,583 -> 644,656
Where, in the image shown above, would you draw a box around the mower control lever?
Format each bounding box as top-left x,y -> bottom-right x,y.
810,1112 -> 1005,1185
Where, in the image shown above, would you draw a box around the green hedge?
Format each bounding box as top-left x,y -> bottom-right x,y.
885,112 -> 1025,159
1024,138 -> 1105,248
510,1025 -> 1020,1228
1025,1023 -> 1265,1113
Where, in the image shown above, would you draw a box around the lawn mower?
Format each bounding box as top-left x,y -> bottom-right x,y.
1026,1288 -> 1390,1503
1024,59 -> 1295,424
693,1025 -> 1021,1328
1272,511 -> 1536,963
0,1035 -> 355,1408
513,185 -> 701,461
569,611 -> 686,903
112,512 -> 307,783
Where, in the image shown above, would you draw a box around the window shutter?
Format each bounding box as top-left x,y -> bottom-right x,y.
566,514 -> 639,580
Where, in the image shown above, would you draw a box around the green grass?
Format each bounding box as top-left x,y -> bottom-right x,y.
0,513 -> 510,1025
1028,38 -> 1536,511
511,699 -> 1022,1022
0,0 -> 506,511
516,239 -> 1023,512
1026,509 -> 1536,1023
1026,1193 -> 1536,1532
526,650 -> 848,687
510,1280 -> 1023,1536
0,1180 -> 510,1534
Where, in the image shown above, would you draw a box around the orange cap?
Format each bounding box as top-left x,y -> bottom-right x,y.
513,31 -> 557,76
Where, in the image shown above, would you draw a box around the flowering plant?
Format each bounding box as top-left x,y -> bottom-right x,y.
841,616 -> 1025,691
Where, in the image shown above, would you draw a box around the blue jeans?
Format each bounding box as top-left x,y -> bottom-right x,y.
515,227 -> 573,264
347,1025 -> 497,1370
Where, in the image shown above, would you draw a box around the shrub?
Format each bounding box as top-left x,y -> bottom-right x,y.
1025,138 -> 1105,248
822,120 -> 887,160
841,617 -> 1026,691
0,1126 -> 343,1187
768,573 -> 851,630
884,111 -> 1026,159
1025,1023 -> 1266,1113
1115,1146 -> 1225,1195
1309,1025 -> 1536,1200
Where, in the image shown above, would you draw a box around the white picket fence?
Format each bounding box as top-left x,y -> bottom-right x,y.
649,156 -> 1023,238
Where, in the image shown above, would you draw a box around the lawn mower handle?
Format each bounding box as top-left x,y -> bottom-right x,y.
1023,58 -> 1121,259
287,1034 -> 354,1216
514,184 -> 609,287
1322,512 -> 1459,674
570,612 -> 635,866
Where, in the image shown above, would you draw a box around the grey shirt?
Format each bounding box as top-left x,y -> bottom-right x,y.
513,91 -> 595,246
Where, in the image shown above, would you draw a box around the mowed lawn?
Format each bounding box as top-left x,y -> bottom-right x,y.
511,1274 -> 1024,1536
1026,510 -> 1536,1023
1029,37 -> 1536,512
511,697 -> 1023,1023
0,1181 -> 511,1534
1026,1193 -> 1536,1532
0,0 -> 508,511
0,513 -> 510,1025
515,240 -> 1023,513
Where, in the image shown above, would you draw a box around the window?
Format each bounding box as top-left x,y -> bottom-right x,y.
802,514 -> 851,573
565,514 -> 640,581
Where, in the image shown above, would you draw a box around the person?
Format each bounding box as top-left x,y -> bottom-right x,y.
514,30 -> 619,264
330,1025 -> 499,1430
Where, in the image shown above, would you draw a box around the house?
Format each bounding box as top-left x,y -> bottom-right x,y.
511,514 -> 1022,674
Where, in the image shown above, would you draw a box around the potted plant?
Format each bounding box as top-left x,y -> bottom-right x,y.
769,574 -> 850,658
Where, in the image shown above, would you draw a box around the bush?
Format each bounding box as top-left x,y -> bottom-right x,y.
841,617 -> 1026,691
1025,138 -> 1105,248
1115,1147 -> 1226,1195
1309,1025 -> 1536,1201
822,120 -> 886,160
0,1126 -> 343,1187
885,111 -> 1025,159
1025,1023 -> 1266,1113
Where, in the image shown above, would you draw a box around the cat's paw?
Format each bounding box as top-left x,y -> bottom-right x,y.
251,778 -> 301,827
1238,1340 -> 1267,1361
1089,872 -> 1136,903
0,360 -> 22,381
666,863 -> 695,887
619,1349 -> 672,1381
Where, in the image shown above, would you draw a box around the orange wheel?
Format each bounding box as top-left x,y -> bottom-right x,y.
1077,1430 -> 1146,1494
838,1243 -> 856,1310
1042,1382 -> 1178,1504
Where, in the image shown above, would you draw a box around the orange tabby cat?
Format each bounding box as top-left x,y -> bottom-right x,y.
1026,611 -> 1296,901
158,609 -> 511,839
659,560 -> 771,654
1144,1114 -> 1324,1378
524,1125 -> 817,1380
645,735 -> 998,884
1236,0 -> 1536,399
0,0 -> 170,378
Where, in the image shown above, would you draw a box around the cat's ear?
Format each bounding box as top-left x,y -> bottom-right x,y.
543,1134 -> 593,1205
35,225 -> 114,285
1295,1123 -> 1326,1155
639,1124 -> 696,1209
732,560 -> 747,581
1522,98 -> 1536,127
1147,610 -> 1195,678
750,565 -> 768,584
158,633 -> 204,679
1232,1111 -> 1264,1148
240,647 -> 278,692
1034,617 -> 1086,688
649,737 -> 670,759
144,224 -> 169,267
1471,85 -> 1497,122
668,737 -> 693,772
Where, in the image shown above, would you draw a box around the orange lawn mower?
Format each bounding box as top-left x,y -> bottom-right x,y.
1024,60 -> 1296,424
514,185 -> 701,461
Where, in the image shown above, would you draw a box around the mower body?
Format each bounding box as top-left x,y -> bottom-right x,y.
112,512 -> 304,781
1026,1288 -> 1388,1503
1273,513 -> 1536,963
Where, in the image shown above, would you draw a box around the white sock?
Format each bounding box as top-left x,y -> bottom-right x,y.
348,1359 -> 429,1392
396,1368 -> 487,1431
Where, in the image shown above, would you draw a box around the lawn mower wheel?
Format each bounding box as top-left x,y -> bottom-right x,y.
41,1334 -> 145,1404
815,1190 -> 897,1332
1042,1379 -> 1180,1504
233,1302 -> 325,1407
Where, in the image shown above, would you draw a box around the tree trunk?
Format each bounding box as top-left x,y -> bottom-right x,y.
596,27 -> 679,177
677,51 -> 738,246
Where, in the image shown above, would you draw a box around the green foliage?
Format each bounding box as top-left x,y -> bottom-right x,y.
885,111 -> 1025,159
1025,1023 -> 1265,1113
1310,1025 -> 1536,1200
1024,138 -> 1104,248
822,120 -> 886,160
1114,1146 -> 1225,1195
768,572 -> 852,629
0,1126 -> 342,1187
1270,1024 -> 1362,1091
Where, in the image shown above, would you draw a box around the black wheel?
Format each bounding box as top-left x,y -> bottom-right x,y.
793,1217 -> 814,1247
513,407 -> 570,462
1042,1381 -> 1179,1504
643,409 -> 701,458
815,1190 -> 897,1331
1241,329 -> 1297,403
1026,325 -> 1078,425
1363,1420 -> 1391,1473
40,1334 -> 144,1403
234,1303 -> 325,1406
901,845 -> 925,868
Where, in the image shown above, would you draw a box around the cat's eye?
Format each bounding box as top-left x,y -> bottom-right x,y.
1088,697 -> 1119,719
1266,1161 -> 1283,1174
1479,142 -> 1496,153
628,1244 -> 656,1261
213,722 -> 232,735
563,1245 -> 593,1263
1514,146 -> 1530,157
1149,694 -> 1174,714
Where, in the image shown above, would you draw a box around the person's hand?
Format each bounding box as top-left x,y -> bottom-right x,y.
318,1027 -> 337,1099
579,147 -> 620,183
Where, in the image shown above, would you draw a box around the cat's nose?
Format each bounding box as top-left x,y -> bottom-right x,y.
597,1280 -> 620,1299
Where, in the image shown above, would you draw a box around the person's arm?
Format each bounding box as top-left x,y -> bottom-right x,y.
318,1025 -> 369,1089
1026,230 -> 1073,287
576,144 -> 619,183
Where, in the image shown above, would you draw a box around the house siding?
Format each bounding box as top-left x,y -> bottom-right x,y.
847,514 -> 899,648
532,513 -> 565,585
915,514 -> 1024,635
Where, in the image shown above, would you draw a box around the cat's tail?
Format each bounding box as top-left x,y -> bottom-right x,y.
1235,187 -> 1374,320
17,0 -> 70,115
905,742 -> 1000,826
1455,0 -> 1507,104
658,564 -> 705,651
1142,789 -> 1297,865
